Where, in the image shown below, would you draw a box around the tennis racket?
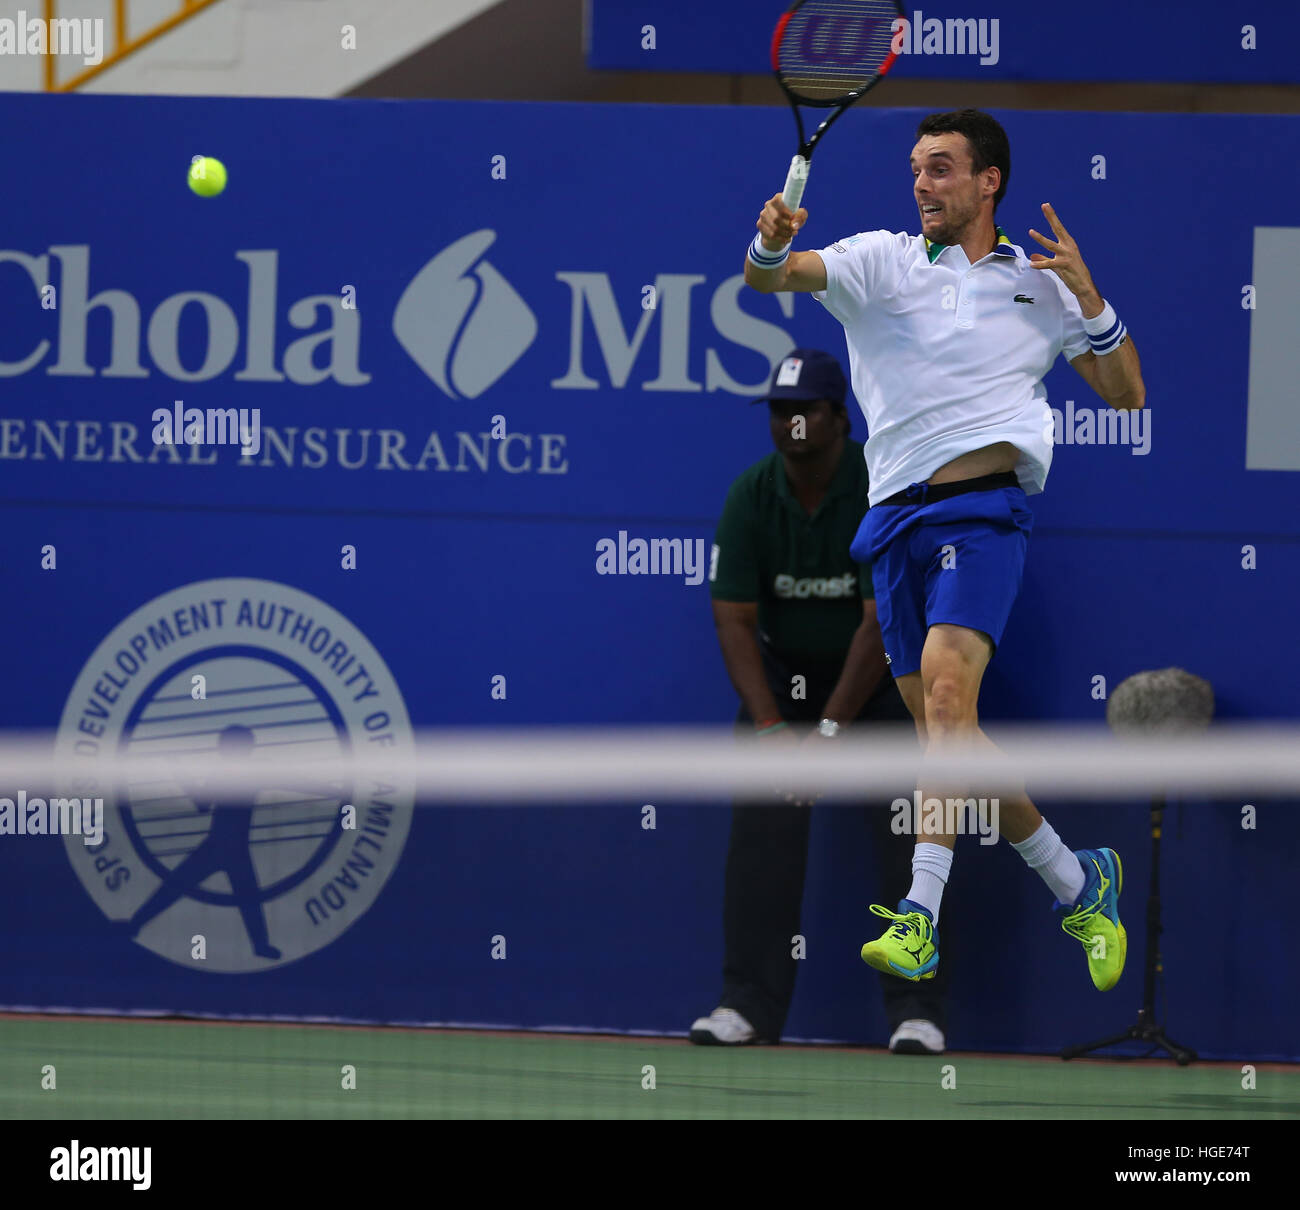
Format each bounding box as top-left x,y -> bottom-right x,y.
771,0 -> 905,212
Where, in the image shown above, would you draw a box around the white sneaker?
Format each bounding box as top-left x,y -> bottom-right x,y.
889,1019 -> 945,1054
689,1007 -> 757,1045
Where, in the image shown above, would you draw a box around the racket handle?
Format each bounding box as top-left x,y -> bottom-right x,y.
781,155 -> 810,212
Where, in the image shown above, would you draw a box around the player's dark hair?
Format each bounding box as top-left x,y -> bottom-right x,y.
916,109 -> 1010,210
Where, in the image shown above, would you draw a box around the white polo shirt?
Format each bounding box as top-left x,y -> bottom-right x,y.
811,227 -> 1091,506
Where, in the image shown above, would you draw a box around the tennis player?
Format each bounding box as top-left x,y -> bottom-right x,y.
743,108 -> 1145,992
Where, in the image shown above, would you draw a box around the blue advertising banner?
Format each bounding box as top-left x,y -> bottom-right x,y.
1,94 -> 1296,1058
588,0 -> 1300,83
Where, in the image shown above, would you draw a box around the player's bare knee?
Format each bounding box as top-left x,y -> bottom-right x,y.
924,676 -> 979,734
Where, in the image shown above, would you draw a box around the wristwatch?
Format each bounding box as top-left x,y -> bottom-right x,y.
817,718 -> 841,738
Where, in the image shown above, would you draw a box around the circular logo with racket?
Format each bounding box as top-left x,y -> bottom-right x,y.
56,579 -> 414,973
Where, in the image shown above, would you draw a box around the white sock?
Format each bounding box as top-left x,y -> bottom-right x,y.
905,842 -> 952,923
1012,819 -> 1085,904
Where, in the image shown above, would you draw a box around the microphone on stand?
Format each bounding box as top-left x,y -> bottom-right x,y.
1062,667 -> 1212,1065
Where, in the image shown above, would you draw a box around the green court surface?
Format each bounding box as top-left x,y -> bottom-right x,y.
1,1016 -> 1295,1120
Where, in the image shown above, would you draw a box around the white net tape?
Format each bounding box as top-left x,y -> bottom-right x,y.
2,724 -> 1298,803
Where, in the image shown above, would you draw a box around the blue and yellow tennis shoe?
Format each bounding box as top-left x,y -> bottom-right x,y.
860,899 -> 939,981
1055,847 -> 1126,991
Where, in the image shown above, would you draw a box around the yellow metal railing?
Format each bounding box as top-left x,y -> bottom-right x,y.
45,0 -> 226,92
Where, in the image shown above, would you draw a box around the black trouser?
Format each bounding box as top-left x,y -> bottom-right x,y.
719,657 -> 951,1042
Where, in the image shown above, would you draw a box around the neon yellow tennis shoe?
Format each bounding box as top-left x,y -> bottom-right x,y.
860,899 -> 939,982
1055,848 -> 1127,991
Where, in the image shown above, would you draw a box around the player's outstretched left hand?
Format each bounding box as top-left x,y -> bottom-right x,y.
1027,203 -> 1097,299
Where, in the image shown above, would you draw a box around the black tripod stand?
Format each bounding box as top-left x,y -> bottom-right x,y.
1061,796 -> 1196,1065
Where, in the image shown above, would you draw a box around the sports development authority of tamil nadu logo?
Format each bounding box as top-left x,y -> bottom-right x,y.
54,579 -> 415,973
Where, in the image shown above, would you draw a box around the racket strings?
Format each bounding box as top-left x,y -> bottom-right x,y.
775,1 -> 900,103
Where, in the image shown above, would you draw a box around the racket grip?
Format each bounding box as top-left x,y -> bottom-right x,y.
781,155 -> 809,212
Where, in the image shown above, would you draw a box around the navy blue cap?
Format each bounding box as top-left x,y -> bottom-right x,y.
751,348 -> 847,408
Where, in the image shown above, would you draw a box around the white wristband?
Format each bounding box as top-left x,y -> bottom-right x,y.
747,232 -> 790,270
1083,300 -> 1127,355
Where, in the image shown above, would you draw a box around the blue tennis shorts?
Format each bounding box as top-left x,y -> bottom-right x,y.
850,481 -> 1034,678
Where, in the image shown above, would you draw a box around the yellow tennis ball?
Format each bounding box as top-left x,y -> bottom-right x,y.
188,156 -> 227,198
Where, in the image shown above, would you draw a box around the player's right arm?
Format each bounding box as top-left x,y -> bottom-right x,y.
743,194 -> 827,294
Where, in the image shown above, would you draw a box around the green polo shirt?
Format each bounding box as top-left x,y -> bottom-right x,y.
709,440 -> 872,664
